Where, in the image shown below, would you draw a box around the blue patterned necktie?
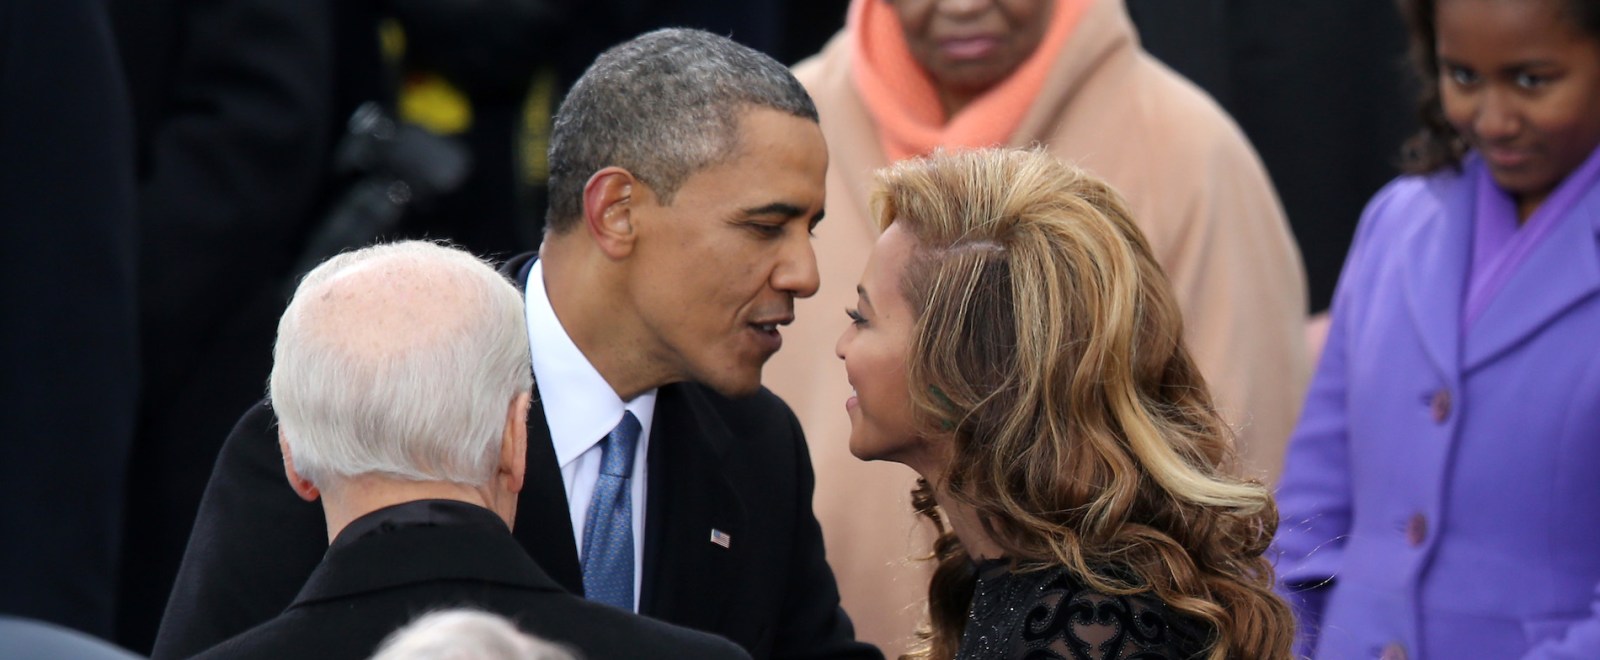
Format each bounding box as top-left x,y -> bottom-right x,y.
581,411 -> 641,611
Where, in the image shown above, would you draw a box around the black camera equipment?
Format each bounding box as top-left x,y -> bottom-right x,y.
285,102 -> 471,294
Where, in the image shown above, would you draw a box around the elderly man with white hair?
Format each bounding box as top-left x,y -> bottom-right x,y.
192,241 -> 747,660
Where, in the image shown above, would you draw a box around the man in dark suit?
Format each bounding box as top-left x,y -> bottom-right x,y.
156,29 -> 881,660
192,240 -> 749,660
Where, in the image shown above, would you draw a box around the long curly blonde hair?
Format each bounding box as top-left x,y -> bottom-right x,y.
874,149 -> 1293,660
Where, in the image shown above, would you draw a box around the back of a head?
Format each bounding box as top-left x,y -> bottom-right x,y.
270,241 -> 532,489
544,27 -> 818,232
370,610 -> 576,660
876,148 -> 1292,660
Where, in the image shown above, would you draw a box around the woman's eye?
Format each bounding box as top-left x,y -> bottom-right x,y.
845,308 -> 866,326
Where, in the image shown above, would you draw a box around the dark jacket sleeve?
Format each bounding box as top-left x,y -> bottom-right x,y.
773,409 -> 884,660
150,401 -> 329,660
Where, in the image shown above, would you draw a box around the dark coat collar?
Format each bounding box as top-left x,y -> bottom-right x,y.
292,513 -> 566,610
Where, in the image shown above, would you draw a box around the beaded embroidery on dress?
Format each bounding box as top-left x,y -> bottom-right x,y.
953,561 -> 1207,660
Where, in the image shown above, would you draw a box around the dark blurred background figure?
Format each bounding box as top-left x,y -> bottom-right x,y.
1126,0 -> 1415,313
0,0 -> 139,642
107,0 -> 339,652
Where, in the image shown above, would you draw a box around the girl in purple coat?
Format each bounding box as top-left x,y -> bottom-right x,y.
1274,0 -> 1600,657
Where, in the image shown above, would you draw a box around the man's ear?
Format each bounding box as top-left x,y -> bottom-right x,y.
278,429 -> 320,502
582,167 -> 645,259
499,391 -> 531,495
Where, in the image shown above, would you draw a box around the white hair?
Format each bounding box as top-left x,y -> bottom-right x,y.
270,240 -> 532,487
369,610 -> 578,660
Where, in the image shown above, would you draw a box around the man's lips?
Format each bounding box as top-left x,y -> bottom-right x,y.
747,315 -> 793,334
747,316 -> 792,353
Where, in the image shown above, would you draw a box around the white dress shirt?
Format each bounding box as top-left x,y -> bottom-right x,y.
523,260 -> 654,611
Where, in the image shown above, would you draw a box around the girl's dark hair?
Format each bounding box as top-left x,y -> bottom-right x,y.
1399,0 -> 1600,173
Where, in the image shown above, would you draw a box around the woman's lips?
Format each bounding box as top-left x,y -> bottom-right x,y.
940,36 -> 1000,61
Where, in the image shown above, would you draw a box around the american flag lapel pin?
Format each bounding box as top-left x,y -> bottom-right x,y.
709,528 -> 732,549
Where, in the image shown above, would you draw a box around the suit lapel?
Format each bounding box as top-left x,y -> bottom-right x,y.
502,253 -> 584,595
1400,174 -> 1473,384
513,388 -> 583,595
1463,189 -> 1600,371
639,384 -> 745,631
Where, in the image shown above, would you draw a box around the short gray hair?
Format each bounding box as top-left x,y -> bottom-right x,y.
270,241 -> 532,488
545,28 -> 818,232
370,610 -> 577,660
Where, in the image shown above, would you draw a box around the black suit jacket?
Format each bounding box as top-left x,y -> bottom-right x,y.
155,253 -> 880,660
191,504 -> 749,660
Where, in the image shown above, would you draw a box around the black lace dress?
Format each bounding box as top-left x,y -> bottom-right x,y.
954,560 -> 1209,660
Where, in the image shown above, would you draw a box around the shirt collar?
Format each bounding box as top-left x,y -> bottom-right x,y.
523,260 -> 657,468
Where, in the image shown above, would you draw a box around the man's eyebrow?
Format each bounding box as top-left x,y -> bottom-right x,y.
741,202 -> 807,218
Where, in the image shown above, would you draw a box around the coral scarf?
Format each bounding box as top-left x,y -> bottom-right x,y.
849,0 -> 1087,161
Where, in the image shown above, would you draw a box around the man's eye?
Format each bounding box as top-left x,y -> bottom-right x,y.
749,223 -> 784,237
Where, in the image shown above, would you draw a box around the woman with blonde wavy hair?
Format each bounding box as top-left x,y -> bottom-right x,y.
835,148 -> 1294,659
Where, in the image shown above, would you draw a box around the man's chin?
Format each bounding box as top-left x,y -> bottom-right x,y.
696,365 -> 765,399
704,378 -> 763,399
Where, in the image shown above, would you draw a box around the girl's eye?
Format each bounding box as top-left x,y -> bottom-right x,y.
845,308 -> 866,326
1447,66 -> 1479,86
1514,72 -> 1549,89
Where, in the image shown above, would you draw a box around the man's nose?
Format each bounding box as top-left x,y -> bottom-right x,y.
774,234 -> 821,299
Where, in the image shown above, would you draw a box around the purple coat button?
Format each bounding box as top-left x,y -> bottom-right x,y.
1406,513 -> 1428,547
1430,389 -> 1452,423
